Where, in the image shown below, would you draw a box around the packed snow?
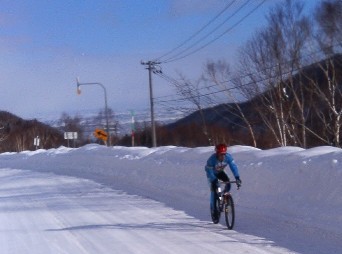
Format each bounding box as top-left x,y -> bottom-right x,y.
0,144 -> 341,253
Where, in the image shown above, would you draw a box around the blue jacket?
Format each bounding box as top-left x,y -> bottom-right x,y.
205,153 -> 239,182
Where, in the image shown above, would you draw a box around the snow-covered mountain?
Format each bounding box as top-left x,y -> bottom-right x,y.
37,108 -> 187,135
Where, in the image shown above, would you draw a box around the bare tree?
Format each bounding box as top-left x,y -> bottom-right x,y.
293,0 -> 342,147
236,0 -> 311,147
314,0 -> 342,56
171,73 -> 213,145
203,59 -> 257,147
0,122 -> 9,142
58,112 -> 84,146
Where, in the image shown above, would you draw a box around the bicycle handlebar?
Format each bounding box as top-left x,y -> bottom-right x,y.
218,180 -> 237,184
218,180 -> 241,189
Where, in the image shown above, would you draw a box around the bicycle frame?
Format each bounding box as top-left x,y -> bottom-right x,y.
217,180 -> 240,195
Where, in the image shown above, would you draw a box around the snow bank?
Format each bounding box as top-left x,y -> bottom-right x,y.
0,144 -> 341,243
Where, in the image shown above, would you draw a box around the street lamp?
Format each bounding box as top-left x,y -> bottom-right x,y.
76,78 -> 111,146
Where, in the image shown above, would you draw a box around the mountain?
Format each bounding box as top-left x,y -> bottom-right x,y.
41,108 -> 186,136
0,111 -> 63,152
165,54 -> 342,148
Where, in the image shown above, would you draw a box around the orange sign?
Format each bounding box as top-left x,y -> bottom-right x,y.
94,128 -> 108,141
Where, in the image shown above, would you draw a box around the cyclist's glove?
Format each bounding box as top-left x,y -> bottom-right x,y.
235,177 -> 242,187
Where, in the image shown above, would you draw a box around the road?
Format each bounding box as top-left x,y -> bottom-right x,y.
0,168 -> 293,254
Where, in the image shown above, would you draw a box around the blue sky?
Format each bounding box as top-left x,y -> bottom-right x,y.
0,0 -> 318,120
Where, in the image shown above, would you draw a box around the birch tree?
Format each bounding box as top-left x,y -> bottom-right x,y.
304,0 -> 342,147
236,0 -> 311,147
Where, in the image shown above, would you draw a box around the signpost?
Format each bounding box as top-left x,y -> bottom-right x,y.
131,110 -> 135,147
94,128 -> 108,144
33,136 -> 40,150
64,132 -> 78,147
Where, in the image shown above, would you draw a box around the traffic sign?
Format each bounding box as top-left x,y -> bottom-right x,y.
64,132 -> 78,140
94,128 -> 108,141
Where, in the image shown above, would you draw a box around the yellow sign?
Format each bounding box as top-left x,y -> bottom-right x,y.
94,128 -> 108,141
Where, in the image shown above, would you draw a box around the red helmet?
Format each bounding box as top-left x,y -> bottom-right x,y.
215,143 -> 227,155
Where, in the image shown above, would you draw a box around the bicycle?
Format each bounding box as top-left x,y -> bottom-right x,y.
211,181 -> 240,230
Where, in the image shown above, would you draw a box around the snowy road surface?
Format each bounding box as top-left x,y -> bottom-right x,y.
0,144 -> 341,253
0,168 -> 292,254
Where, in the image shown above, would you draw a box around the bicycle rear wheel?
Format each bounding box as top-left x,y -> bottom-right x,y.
224,194 -> 235,230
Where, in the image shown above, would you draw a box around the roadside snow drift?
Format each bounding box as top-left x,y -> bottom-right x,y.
0,144 -> 341,254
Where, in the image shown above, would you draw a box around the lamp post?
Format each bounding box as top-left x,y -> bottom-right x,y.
76,78 -> 111,146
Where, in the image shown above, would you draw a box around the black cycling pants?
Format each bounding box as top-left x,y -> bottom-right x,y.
211,171 -> 231,192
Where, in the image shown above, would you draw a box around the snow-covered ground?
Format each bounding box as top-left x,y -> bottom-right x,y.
0,144 -> 341,253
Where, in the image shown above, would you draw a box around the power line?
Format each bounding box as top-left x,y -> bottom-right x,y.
154,72 -> 241,104
160,0 -> 252,63
154,72 -> 221,100
141,0 -> 267,123
163,0 -> 266,63
153,52 -> 322,105
154,40 -> 342,105
154,0 -> 237,62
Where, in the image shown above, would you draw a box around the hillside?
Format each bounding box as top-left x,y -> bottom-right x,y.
0,111 -> 63,152
165,54 -> 342,148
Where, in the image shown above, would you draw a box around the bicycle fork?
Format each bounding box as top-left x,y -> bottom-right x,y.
217,187 -> 232,212
217,187 -> 224,212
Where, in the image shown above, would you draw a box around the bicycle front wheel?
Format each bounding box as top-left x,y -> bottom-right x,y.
224,195 -> 235,230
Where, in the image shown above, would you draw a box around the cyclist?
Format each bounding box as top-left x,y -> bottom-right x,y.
205,143 -> 241,214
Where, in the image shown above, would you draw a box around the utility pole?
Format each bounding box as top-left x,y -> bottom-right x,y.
141,60 -> 160,147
